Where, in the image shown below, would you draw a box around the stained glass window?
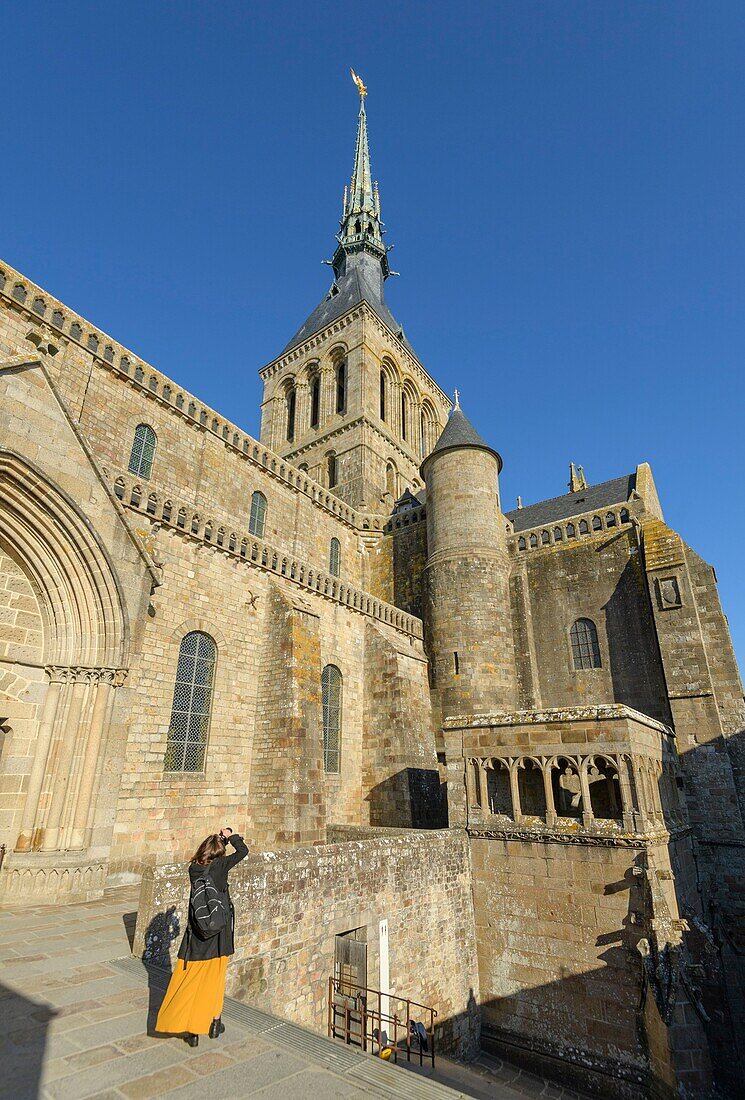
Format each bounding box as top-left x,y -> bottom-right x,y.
164,632 -> 216,771
322,664 -> 342,773
128,424 -> 156,479
570,618 -> 601,670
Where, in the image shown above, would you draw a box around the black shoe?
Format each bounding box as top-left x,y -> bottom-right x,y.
209,1017 -> 225,1039
185,1033 -> 199,1047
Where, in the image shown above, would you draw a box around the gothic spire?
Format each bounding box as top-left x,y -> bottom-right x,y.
333,71 -> 390,280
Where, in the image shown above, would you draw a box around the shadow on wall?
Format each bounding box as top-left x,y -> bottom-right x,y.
674,731 -> 745,1098
472,730 -> 745,1099
3,982 -> 56,1099
366,767 -> 446,829
459,853 -> 694,1100
603,557 -> 670,723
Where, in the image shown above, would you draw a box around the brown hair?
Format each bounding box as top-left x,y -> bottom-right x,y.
191,833 -> 226,865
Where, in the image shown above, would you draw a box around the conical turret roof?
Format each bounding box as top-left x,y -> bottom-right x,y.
421,401 -> 502,474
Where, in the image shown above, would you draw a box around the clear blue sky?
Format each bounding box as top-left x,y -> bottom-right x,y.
4,2 -> 744,667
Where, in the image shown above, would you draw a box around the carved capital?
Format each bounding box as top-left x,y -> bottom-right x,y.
45,665 -> 129,686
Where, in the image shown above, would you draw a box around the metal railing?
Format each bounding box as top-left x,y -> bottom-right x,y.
327,975 -> 437,1069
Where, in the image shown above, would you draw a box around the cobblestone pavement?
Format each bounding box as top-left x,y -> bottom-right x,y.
0,887 -> 584,1100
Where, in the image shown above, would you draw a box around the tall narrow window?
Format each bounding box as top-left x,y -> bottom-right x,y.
327,452 -> 337,488
285,386 -> 296,442
329,537 -> 341,577
336,361 -> 346,414
570,618 -> 602,670
322,664 -> 342,773
385,461 -> 397,498
164,631 -> 216,772
249,491 -> 267,537
400,391 -> 408,440
128,424 -> 157,479
380,370 -> 386,421
310,375 -> 320,429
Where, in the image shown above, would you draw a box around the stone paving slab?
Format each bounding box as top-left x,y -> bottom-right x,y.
0,886 -> 586,1100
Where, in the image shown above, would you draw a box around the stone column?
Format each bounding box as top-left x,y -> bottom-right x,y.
509,760 -> 522,823
390,381 -> 401,438
41,672 -> 89,851
579,760 -> 594,828
542,760 -> 557,826
478,761 -> 489,814
409,400 -> 422,458
320,365 -> 335,425
617,755 -> 636,831
68,670 -> 126,850
295,381 -> 309,441
15,672 -> 64,852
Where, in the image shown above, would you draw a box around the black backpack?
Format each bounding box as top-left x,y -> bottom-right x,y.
189,866 -> 229,938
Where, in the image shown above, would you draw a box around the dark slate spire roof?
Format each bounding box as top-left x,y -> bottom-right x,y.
280,74 -> 417,360
505,472 -> 636,532
280,252 -> 415,357
422,401 -> 503,473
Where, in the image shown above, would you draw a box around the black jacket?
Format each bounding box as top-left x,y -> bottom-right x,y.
178,834 -> 248,962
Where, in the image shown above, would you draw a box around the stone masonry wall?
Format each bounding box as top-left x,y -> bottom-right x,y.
134,830 -> 480,1058
515,527 -> 670,723
471,834 -> 671,1097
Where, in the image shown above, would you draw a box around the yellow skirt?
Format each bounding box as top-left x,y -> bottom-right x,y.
156,956 -> 229,1036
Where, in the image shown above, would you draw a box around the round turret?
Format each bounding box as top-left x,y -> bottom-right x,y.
421,401 -> 517,721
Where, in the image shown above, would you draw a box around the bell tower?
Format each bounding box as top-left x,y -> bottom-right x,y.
258,72 -> 450,510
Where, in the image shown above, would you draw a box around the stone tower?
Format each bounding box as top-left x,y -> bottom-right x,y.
422,398 -> 517,721
258,77 -> 450,509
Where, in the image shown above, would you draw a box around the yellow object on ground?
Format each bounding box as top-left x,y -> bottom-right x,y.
156,956 -> 229,1035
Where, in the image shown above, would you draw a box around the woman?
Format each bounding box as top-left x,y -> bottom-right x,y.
156,825 -> 248,1046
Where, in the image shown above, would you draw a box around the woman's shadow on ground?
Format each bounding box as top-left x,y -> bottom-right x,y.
126,906 -> 181,1035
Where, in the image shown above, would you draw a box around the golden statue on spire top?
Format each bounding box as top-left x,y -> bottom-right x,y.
350,68 -> 367,99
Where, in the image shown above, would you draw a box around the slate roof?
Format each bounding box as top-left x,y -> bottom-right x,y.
280,252 -> 418,359
429,407 -> 490,455
505,473 -> 636,533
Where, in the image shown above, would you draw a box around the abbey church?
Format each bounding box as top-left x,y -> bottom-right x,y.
1,82 -> 744,1099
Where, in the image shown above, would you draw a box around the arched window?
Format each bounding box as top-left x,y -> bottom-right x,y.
329,538 -> 341,577
553,527 -> 563,541
327,452 -> 337,488
309,374 -> 320,429
566,523 -> 576,538
579,519 -> 589,535
335,360 -> 346,414
620,508 -> 630,523
380,369 -> 386,421
285,385 -> 296,442
592,515 -> 602,531
529,533 -> 538,548
128,424 -> 157,479
249,491 -> 267,537
298,462 -> 309,473
32,297 -> 45,316
400,390 -> 408,440
606,512 -> 617,527
570,618 -> 602,670
518,536 -> 526,550
541,530 -> 550,545
164,631 -> 217,772
322,664 -> 342,773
